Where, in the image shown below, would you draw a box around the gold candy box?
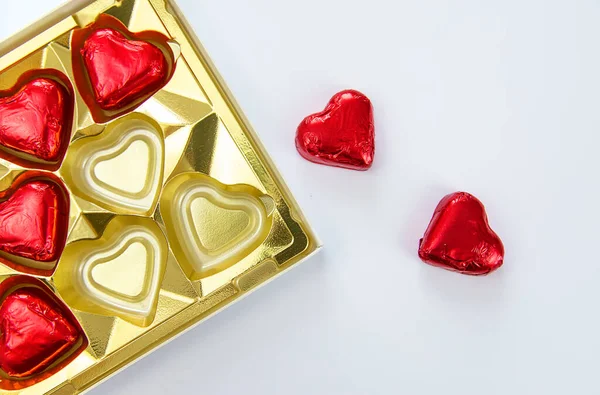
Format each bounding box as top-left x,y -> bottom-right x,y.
0,0 -> 319,393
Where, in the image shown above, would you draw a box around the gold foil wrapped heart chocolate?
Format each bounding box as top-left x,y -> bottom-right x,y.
160,173 -> 274,280
61,114 -> 164,216
53,216 -> 168,327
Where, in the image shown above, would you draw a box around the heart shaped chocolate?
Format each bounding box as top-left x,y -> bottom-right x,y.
0,70 -> 73,170
0,276 -> 86,390
418,192 -> 504,275
62,114 -> 164,216
160,173 -> 273,280
53,216 -> 167,327
0,172 -> 69,276
72,14 -> 175,123
296,89 -> 375,170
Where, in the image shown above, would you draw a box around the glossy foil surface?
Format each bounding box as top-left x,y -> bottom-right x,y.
0,287 -> 78,377
81,26 -> 169,111
0,277 -> 86,387
0,76 -> 72,168
296,89 -> 375,170
0,176 -> 69,264
418,192 -> 504,275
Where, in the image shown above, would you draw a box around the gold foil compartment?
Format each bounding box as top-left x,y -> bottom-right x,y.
52,216 -> 168,327
0,0 -> 320,393
160,172 -> 275,280
62,113 -> 165,216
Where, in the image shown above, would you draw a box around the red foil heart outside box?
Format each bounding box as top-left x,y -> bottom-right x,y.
418,192 -> 504,275
296,89 -> 375,171
0,1 -> 320,393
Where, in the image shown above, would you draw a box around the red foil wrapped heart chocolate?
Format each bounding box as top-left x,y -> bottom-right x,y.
0,172 -> 69,276
418,192 -> 504,275
0,70 -> 73,170
0,276 -> 87,390
72,14 -> 176,123
296,89 -> 375,170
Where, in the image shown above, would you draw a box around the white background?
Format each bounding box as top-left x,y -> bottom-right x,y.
2,1 -> 600,394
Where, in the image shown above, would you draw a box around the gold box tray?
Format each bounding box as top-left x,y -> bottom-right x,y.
0,1 -> 319,393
